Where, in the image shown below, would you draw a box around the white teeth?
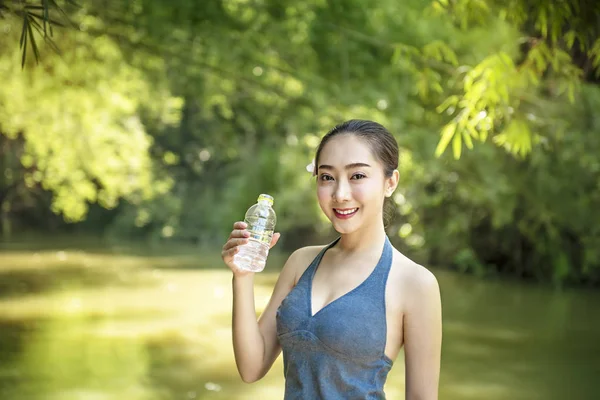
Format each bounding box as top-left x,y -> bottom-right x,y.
335,208 -> 358,215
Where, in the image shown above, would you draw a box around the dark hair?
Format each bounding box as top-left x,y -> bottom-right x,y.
314,119 -> 399,177
314,119 -> 399,226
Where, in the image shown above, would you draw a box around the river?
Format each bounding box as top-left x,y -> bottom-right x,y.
0,241 -> 598,399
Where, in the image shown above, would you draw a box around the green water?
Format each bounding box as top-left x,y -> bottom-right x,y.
0,241 -> 598,400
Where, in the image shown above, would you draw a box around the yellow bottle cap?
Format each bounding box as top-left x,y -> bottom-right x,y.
258,194 -> 274,206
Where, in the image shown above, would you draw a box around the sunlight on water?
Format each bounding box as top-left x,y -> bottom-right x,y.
0,244 -> 598,400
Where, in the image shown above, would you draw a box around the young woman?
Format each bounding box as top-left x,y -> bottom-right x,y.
221,120 -> 442,399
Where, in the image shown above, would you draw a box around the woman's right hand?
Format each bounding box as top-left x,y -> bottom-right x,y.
222,221 -> 281,277
222,221 -> 252,276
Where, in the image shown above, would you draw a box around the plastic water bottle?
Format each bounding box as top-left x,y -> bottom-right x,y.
233,194 -> 277,272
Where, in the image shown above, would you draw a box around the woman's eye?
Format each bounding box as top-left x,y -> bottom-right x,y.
351,173 -> 366,180
319,174 -> 334,181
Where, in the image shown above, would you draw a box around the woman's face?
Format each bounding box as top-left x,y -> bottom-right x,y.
316,134 -> 395,235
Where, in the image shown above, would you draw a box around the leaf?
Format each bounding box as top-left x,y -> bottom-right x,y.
435,95 -> 459,114
564,30 -> 576,50
480,128 -> 489,142
462,129 -> 474,149
529,46 -> 547,72
26,13 -> 62,57
537,8 -> 548,38
492,119 -> 533,157
43,0 -> 50,35
464,74 -> 473,92
21,15 -> 29,68
441,45 -> 459,66
492,133 -> 507,146
526,68 -> 540,85
423,41 -> 442,62
498,51 -> 514,68
392,44 -> 418,66
435,123 -> 456,157
48,0 -> 77,29
26,16 -> 40,63
28,14 -> 46,32
432,81 -> 443,94
42,33 -> 62,55
424,40 -> 459,66
417,73 -> 429,100
29,13 -> 66,28
452,129 -> 462,159
466,123 -> 480,140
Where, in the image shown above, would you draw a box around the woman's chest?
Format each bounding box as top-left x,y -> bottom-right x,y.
276,265 -> 404,360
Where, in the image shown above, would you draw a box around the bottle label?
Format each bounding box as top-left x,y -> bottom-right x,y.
254,218 -> 267,229
245,213 -> 274,246
248,227 -> 273,245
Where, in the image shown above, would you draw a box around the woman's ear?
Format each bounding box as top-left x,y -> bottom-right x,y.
385,169 -> 399,198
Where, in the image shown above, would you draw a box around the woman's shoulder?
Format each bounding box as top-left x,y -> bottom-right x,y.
389,246 -> 440,304
289,243 -> 328,259
282,244 -> 328,284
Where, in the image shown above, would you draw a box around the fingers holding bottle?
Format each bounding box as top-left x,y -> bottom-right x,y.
223,198 -> 279,274
222,222 -> 253,275
269,232 -> 281,249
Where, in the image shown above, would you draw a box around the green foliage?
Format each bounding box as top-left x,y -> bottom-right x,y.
0,0 -> 76,67
427,0 -> 600,159
401,85 -> 600,285
0,15 -> 175,221
1,0 -> 600,285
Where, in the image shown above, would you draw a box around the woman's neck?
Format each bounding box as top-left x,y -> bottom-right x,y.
336,219 -> 387,255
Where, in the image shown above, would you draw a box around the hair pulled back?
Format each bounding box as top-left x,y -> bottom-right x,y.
314,119 -> 399,178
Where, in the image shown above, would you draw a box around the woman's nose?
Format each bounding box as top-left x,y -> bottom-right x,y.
333,180 -> 351,202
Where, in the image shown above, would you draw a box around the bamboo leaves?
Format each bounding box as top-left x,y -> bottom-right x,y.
431,0 -> 600,159
5,0 -> 72,67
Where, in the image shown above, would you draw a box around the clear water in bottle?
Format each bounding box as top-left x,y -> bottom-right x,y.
234,194 -> 277,273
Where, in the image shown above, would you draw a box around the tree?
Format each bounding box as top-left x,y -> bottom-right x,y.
425,0 -> 600,158
0,0 -> 76,67
6,0 -> 600,160
0,12 -> 177,227
2,0 -> 599,285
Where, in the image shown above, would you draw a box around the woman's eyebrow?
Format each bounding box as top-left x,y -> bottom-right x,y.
318,162 -> 371,170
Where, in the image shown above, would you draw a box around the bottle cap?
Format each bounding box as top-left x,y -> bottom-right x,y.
257,193 -> 274,206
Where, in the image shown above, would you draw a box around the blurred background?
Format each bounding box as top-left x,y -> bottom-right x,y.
1,0 -> 599,399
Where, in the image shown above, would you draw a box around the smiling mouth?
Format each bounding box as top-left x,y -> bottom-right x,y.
333,208 -> 359,219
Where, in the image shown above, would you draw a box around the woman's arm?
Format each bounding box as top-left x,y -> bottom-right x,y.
223,222 -> 318,383
403,268 -> 442,400
230,251 -> 297,383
